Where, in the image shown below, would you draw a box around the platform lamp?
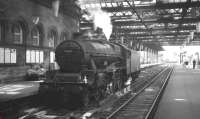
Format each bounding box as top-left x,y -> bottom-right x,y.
52,0 -> 60,17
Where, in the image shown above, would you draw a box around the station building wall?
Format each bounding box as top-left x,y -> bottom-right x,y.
0,0 -> 79,83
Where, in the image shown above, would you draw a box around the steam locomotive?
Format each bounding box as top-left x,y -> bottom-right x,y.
40,34 -> 140,106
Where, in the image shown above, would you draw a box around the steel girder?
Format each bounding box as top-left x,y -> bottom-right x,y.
80,0 -> 200,46
80,17 -> 200,26
101,1 -> 200,12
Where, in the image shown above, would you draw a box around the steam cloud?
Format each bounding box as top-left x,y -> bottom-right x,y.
92,7 -> 112,40
78,1 -> 113,40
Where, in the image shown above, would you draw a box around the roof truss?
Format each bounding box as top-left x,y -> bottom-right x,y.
80,0 -> 200,48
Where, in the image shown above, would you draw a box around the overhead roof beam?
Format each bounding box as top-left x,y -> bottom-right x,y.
80,17 -> 200,27
111,32 -> 190,37
113,17 -> 200,25
115,25 -> 196,32
102,1 -> 200,12
176,0 -> 191,37
124,0 -> 149,30
111,13 -> 182,20
79,1 -> 200,46
136,36 -> 187,39
140,40 -> 200,44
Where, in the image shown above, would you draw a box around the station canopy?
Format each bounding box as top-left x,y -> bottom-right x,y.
79,0 -> 200,50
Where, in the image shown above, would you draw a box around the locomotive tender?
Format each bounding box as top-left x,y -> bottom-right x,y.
40,34 -> 140,106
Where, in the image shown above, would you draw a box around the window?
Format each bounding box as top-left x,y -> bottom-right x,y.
60,32 -> 68,42
0,23 -> 1,41
0,47 -> 17,64
50,51 -> 55,63
0,22 -> 5,42
31,27 -> 40,46
0,48 -> 4,63
12,23 -> 23,44
48,30 -> 57,47
26,50 -> 44,63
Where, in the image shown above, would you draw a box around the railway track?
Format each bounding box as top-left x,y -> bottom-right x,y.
103,66 -> 173,119
107,65 -> 165,111
0,65 -> 167,119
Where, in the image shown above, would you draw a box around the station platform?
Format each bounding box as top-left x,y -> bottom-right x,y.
0,81 -> 41,102
154,65 -> 200,119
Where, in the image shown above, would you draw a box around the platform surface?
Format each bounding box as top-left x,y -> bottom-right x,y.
154,65 -> 200,119
0,81 -> 41,102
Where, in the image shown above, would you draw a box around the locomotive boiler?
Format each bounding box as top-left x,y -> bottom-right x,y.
40,34 -> 140,106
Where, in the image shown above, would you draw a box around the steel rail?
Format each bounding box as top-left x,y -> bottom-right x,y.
144,66 -> 174,119
106,66 -> 170,119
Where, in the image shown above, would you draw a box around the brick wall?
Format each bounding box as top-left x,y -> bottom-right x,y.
0,0 -> 79,83
1,0 -> 79,46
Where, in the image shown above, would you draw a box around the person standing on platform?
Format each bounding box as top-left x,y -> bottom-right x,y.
193,59 -> 196,69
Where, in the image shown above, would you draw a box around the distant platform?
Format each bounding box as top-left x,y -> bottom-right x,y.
154,65 -> 200,119
140,63 -> 160,68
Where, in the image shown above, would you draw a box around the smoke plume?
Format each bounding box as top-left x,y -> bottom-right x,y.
78,1 -> 113,40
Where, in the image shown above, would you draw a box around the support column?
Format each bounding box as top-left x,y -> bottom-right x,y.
120,36 -> 124,44
146,47 -> 149,64
153,50 -> 155,63
150,49 -> 152,64
154,50 -> 156,63
156,50 -> 158,63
